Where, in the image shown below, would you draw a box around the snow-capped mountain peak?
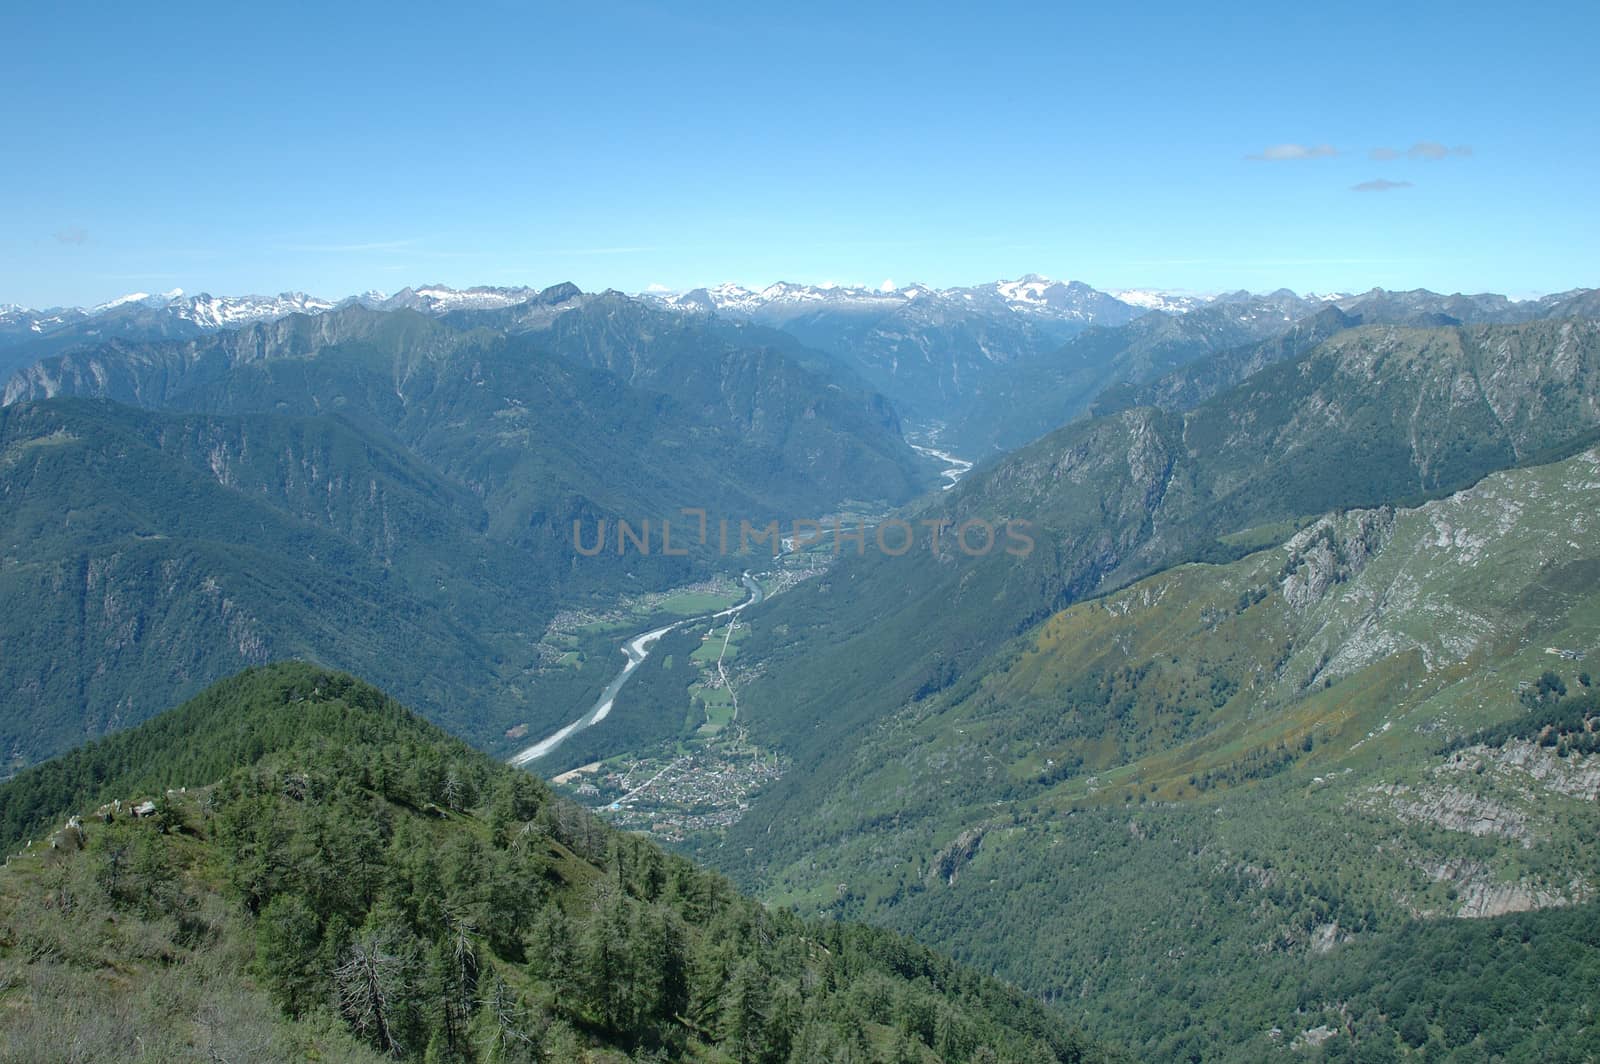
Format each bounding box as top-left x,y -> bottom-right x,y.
176,292 -> 337,329
1109,289 -> 1215,314
380,285 -> 544,314
649,276 -> 1149,326
92,289 -> 186,314
0,284 -> 587,353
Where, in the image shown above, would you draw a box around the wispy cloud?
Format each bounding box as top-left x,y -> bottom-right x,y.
1370,142 -> 1472,161
1246,143 -> 1338,161
1409,141 -> 1471,160
1352,179 -> 1414,192
54,226 -> 89,245
277,239 -> 415,253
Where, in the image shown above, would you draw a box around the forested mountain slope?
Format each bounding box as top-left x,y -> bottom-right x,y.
0,664 -> 1116,1064
709,445 -> 1600,1059
0,298 -> 932,770
715,318 -> 1600,806
0,398 -> 564,764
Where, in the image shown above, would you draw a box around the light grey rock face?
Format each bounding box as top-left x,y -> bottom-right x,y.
1358,720 -> 1600,919
929,825 -> 986,886
1407,857 -> 1590,919
1370,782 -> 1533,844
1309,920 -> 1350,954
1279,509 -> 1396,611
1294,1025 -> 1339,1050
1454,879 -> 1582,919
1444,740 -> 1600,801
1244,445 -> 1600,704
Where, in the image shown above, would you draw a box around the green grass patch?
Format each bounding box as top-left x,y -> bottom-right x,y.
655,589 -> 744,615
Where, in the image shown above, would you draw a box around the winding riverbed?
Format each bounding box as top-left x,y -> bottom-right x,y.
508,445 -> 971,772
909,442 -> 974,489
508,571 -> 765,767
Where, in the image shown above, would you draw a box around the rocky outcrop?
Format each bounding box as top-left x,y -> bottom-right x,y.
1369,782 -> 1532,844
1412,857 -> 1588,919
1279,508 -> 1395,611
929,826 -> 985,886
1309,920 -> 1351,954
1456,879 -> 1580,919
1444,740 -> 1600,800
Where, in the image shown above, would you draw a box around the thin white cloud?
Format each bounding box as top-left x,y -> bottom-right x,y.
554,246 -> 656,256
1352,178 -> 1414,192
1369,142 -> 1472,161
1247,143 -> 1338,161
54,226 -> 89,245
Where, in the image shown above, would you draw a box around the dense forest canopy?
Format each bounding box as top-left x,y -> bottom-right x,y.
0,664 -> 1114,1063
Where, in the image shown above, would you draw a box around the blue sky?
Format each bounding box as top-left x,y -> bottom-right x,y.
4,1 -> 1596,307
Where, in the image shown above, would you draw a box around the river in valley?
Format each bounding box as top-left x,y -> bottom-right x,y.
508,442 -> 971,771
508,571 -> 764,767
909,441 -> 974,489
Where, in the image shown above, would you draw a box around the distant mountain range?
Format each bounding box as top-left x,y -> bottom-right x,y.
649,276 -> 1143,325
0,285 -> 562,375
643,280 -> 1600,452
0,276 -> 1145,358
9,280 -> 1594,448
9,278 -> 1591,348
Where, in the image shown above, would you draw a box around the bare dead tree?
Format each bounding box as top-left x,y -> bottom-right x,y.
478,974 -> 540,1062
334,931 -> 410,1055
439,906 -> 481,1053
442,769 -> 465,813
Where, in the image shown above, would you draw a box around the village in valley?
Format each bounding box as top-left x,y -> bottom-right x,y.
541,526 -> 843,842
552,737 -> 786,841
